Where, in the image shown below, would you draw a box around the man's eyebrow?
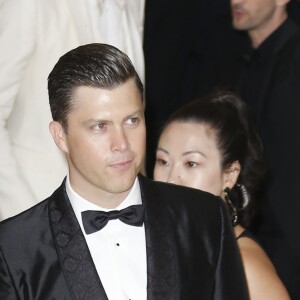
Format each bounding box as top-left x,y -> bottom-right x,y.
82,109 -> 144,125
124,109 -> 144,120
82,118 -> 108,125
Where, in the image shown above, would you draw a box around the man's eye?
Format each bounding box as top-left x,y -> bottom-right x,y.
95,122 -> 107,130
126,117 -> 139,125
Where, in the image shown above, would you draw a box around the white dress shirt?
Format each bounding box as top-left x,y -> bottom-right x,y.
66,176 -> 147,300
86,0 -> 145,83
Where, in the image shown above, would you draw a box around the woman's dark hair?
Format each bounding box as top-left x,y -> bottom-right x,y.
48,43 -> 143,131
162,90 -> 265,227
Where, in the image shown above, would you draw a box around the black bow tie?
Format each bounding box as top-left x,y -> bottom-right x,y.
81,205 -> 145,234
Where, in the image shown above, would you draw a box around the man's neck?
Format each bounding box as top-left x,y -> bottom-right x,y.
69,177 -> 134,209
249,12 -> 288,48
83,190 -> 131,209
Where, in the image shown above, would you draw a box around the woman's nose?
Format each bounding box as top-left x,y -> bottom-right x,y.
167,168 -> 181,185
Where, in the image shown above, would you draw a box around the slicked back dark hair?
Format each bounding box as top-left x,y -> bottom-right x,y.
162,90 -> 266,227
48,43 -> 143,131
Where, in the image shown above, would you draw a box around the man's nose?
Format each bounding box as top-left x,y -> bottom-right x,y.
231,0 -> 242,6
111,127 -> 129,152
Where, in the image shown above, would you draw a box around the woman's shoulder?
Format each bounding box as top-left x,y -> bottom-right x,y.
237,231 -> 290,300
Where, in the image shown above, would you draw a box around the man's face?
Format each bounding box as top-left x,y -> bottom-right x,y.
51,78 -> 146,205
231,0 -> 277,32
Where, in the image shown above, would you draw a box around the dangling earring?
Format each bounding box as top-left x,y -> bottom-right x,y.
224,187 -> 238,227
236,184 -> 250,209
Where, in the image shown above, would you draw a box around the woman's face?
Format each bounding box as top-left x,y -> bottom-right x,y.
154,121 -> 227,196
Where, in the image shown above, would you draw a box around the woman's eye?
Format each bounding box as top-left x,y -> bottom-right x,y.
186,161 -> 198,168
156,158 -> 168,166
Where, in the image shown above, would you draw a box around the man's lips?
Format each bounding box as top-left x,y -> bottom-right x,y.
109,160 -> 133,170
232,8 -> 246,20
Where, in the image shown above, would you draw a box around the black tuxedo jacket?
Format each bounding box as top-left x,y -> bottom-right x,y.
0,175 -> 248,299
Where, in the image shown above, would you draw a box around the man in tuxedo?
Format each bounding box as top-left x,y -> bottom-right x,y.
0,44 -> 248,299
0,0 -> 144,221
229,0 -> 300,298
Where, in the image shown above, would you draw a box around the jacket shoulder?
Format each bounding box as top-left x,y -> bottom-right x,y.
138,175 -> 225,214
0,199 -> 49,240
0,181 -> 65,242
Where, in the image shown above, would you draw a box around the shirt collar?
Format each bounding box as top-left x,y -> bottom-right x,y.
66,175 -> 142,226
241,18 -> 293,65
246,19 -> 291,64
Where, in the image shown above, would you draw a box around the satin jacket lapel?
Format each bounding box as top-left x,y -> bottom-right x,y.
49,180 -> 108,300
139,175 -> 179,300
65,0 -> 93,44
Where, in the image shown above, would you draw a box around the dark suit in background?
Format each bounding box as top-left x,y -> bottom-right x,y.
233,19 -> 300,299
0,175 -> 249,299
288,0 -> 300,25
205,16 -> 300,299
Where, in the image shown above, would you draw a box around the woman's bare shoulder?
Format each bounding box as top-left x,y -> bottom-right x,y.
238,236 -> 290,300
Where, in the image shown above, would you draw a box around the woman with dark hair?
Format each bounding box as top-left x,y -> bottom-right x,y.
154,91 -> 290,299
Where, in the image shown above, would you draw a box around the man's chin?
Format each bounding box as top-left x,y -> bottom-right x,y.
107,174 -> 137,193
232,18 -> 250,31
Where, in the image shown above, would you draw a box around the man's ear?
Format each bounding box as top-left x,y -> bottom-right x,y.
49,121 -> 69,153
223,161 -> 241,190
